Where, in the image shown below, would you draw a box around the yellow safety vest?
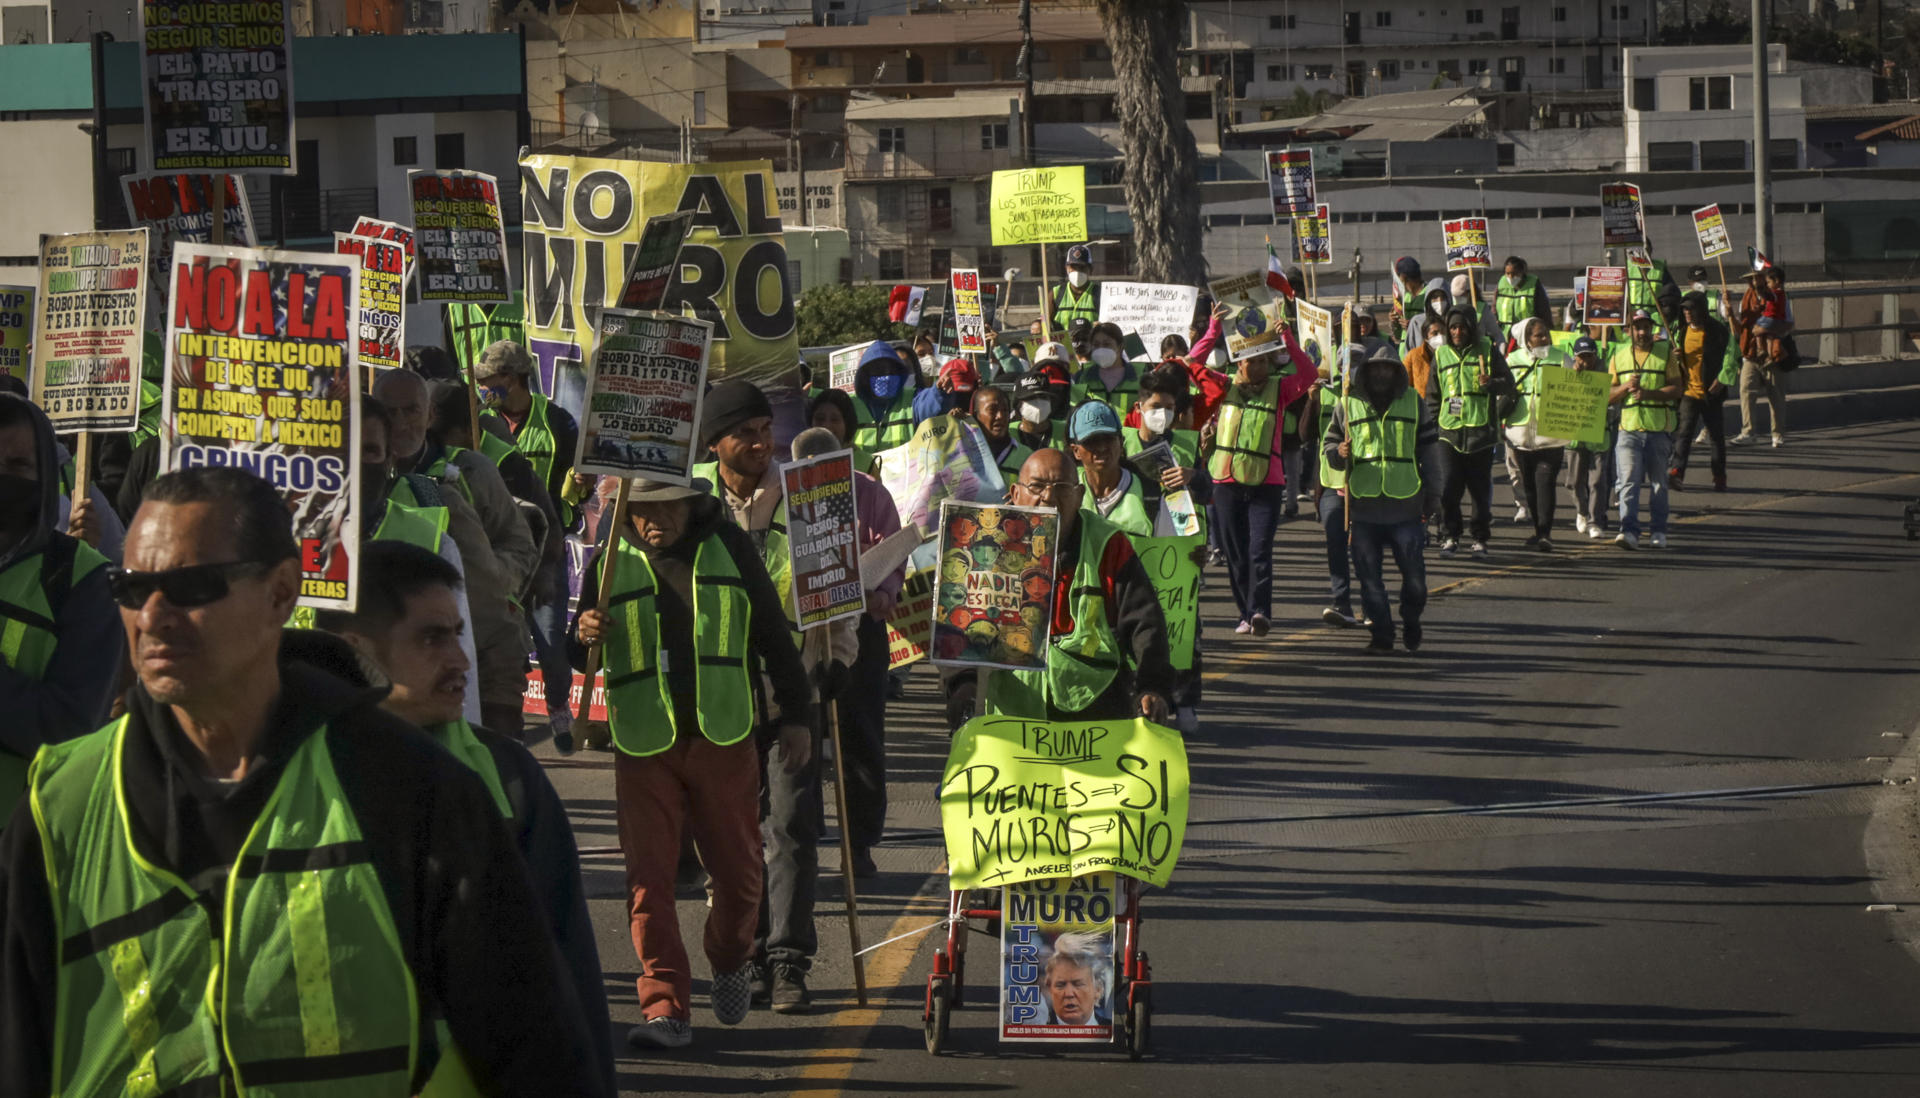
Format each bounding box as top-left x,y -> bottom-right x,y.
984,511 -> 1126,717
0,538 -> 108,815
1611,342 -> 1679,433
1205,376 -> 1281,484
1435,339 -> 1494,430
1496,274 -> 1539,327
1341,389 -> 1422,500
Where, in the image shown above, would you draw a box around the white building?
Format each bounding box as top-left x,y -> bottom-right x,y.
1624,44 -> 1802,173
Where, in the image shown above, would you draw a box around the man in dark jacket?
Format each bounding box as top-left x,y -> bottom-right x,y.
1670,290 -> 1734,491
0,466 -> 609,1097
1422,304 -> 1516,557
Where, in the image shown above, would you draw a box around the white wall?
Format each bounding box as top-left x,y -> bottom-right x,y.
0,117 -> 93,260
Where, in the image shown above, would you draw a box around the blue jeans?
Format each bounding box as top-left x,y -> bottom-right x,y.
1349,519 -> 1427,646
1317,490 -> 1351,614
1211,482 -> 1283,622
1614,430 -> 1673,537
528,558 -> 573,722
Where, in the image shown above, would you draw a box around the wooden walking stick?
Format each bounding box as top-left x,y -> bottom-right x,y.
827,692 -> 870,1006
576,476 -> 631,724
1343,249 -> 1361,541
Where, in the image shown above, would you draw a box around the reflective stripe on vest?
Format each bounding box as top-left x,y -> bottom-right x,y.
1340,389 -> 1422,500
1205,376 -> 1281,484
692,462 -> 800,639
1052,283 -> 1099,331
1435,339 -> 1493,430
1627,259 -> 1668,312
0,540 -> 107,814
1504,344 -> 1570,427
32,718 -> 418,1097
1612,343 -> 1678,433
1495,274 -> 1539,326
850,397 -> 916,472
984,511 -> 1125,717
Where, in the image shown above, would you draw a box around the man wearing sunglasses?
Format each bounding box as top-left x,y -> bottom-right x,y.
0,467 -> 611,1097
0,393 -> 121,822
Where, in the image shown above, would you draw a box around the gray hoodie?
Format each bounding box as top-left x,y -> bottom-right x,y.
1400,277 -> 1453,354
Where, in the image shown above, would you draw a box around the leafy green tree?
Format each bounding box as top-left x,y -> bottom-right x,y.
795,284 -> 915,348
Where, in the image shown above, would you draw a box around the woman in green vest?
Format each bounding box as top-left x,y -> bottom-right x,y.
1069,322 -> 1142,417
1495,256 -> 1550,328
1502,318 -> 1574,550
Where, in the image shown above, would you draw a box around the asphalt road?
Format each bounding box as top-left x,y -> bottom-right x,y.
538,418 -> 1920,1097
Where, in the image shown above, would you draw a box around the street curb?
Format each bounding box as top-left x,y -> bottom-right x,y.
1861,716 -> 1920,970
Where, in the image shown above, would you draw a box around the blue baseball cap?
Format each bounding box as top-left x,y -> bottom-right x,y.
1068,400 -> 1122,444
1572,336 -> 1598,356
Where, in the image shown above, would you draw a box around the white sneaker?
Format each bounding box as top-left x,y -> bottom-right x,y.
1574,515 -> 1589,535
1588,524 -> 1606,540
1771,434 -> 1785,448
1731,432 -> 1756,446
1649,533 -> 1668,549
1514,505 -> 1530,524
627,1016 -> 693,1049
1615,531 -> 1639,550
1694,428 -> 1709,443
1468,540 -> 1489,558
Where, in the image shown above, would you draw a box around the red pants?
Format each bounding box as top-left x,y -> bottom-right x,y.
614,734 -> 764,1021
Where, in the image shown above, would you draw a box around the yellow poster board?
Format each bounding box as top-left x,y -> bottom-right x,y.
990,166 -> 1088,248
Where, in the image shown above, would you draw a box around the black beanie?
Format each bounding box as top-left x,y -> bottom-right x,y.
701,380 -> 773,448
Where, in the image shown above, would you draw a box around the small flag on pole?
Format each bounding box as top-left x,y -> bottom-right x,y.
1265,239 -> 1296,301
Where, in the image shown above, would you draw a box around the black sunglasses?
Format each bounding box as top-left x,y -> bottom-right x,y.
107,560 -> 276,611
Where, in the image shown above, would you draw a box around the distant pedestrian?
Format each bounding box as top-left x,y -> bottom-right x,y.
1734,263 -> 1794,447
1609,309 -> 1682,550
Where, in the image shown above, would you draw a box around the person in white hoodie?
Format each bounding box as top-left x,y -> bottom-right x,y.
1502,317 -> 1574,551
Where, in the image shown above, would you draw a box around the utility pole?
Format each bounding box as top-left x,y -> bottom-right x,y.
89,31 -> 109,231
1018,0 -> 1035,167
1752,0 -> 1773,256
790,94 -> 810,227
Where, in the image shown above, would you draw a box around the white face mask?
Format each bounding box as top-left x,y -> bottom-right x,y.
1067,269 -> 1089,289
1691,281 -> 1708,293
1142,407 -> 1175,434
1427,335 -> 1445,351
919,353 -> 937,371
1091,346 -> 1119,368
1019,399 -> 1051,426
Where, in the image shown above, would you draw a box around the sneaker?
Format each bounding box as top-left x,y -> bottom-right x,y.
1513,504 -> 1530,524
1713,473 -> 1727,492
1439,537 -> 1459,557
1174,705 -> 1200,735
1249,613 -> 1271,637
711,965 -> 753,1025
1284,502 -> 1299,519
1208,547 -> 1227,567
1695,428 -> 1710,443
627,1016 -> 692,1050
1771,434 -> 1785,448
1588,524 -> 1606,541
1649,532 -> 1668,549
549,710 -> 575,756
1731,431 -> 1756,446
1468,540 -> 1488,558
1523,534 -> 1541,550
1355,639 -> 1397,655
1668,469 -> 1684,492
1322,606 -> 1359,628
1403,621 -> 1423,653
1575,515 -> 1589,535
1234,620 -> 1253,635
1536,536 -> 1554,553
1615,531 -> 1639,550
749,961 -> 773,1007
771,964 -> 812,1015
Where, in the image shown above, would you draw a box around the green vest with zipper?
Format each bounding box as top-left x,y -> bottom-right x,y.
1082,473 -> 1158,537
1340,389 -> 1422,500
1051,282 -> 1099,332
0,537 -> 108,816
31,717 -> 418,1098
599,531 -> 757,757
1435,339 -> 1494,430
1504,343 -> 1570,428
1206,376 -> 1281,484
1627,258 -> 1669,314
850,395 -> 916,472
983,511 -> 1126,717
1069,365 -> 1140,418
1611,342 -> 1679,433
482,393 -> 573,528
1495,274 -> 1540,326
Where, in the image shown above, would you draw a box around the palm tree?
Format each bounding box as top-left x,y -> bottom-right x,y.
1096,0 -> 1205,285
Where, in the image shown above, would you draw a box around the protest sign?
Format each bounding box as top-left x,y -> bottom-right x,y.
930,500 -> 1057,672
334,233 -> 406,371
0,286 -> 31,383
1266,148 -> 1315,218
874,414 -> 1007,540
783,450 -> 865,629
950,268 -> 987,354
348,217 -> 416,288
1443,217 -> 1491,271
122,173 -> 257,310
162,243 -> 361,610
828,342 -> 865,391
1693,204 -> 1732,260
885,543 -> 938,669
941,714 -> 1191,889
616,210 -> 696,312
409,170 -> 510,304
1207,271 -> 1284,362
1126,441 -> 1201,538
1536,366 -> 1610,446
573,308 -> 712,483
1097,282 -> 1198,359
140,0 -> 295,174
1293,299 -> 1334,378
1001,874 -> 1118,1042
31,230 -> 148,432
1295,202 -> 1332,265
989,166 -> 1088,248
1601,182 -> 1646,247
520,155 -> 802,433
1135,533 -> 1203,671
1585,266 -> 1628,326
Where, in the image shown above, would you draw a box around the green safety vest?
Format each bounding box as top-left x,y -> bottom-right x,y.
850,395 -> 916,472
0,538 -> 108,815
1341,389 -> 1422,500
31,717 -> 418,1097
1611,342 -> 1678,433
130,379 -> 163,450
1317,390 -> 1345,491
1627,258 -> 1669,313
1496,274 -> 1539,327
1051,283 -> 1099,332
984,511 -> 1126,717
428,719 -> 512,820
1504,343 -> 1571,427
1069,365 -> 1140,418
993,438 -> 1034,485
482,393 -> 572,527
692,462 -> 799,640
448,300 -> 525,372
1549,330 -> 1578,352
1206,376 -> 1281,484
1123,428 -> 1198,471
1081,473 -> 1157,537
376,476 -> 451,551
1435,339 -> 1494,430
599,531 -> 756,757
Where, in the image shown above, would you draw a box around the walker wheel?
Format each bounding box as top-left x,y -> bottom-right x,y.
925,975 -> 953,1054
1127,989 -> 1152,1060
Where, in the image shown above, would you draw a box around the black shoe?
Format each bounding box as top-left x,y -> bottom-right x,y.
1284,503 -> 1299,518
1404,622 -> 1423,652
771,964 -> 812,1015
749,960 -> 772,1008
885,676 -> 905,700
851,848 -> 878,879
1356,638 -> 1396,655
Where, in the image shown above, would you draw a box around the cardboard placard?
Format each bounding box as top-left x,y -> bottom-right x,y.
122,173 -> 258,310
140,0 -> 295,174
1443,217 -> 1491,271
989,166 -> 1088,247
348,217 -> 417,289
573,308 -> 713,483
1601,182 -> 1646,247
409,169 -> 511,303
1293,299 -> 1334,378
1132,532 -> 1203,671
1295,202 -> 1333,265
884,543 -> 937,669
1692,203 -> 1732,260
616,210 -> 697,312
1207,270 -> 1284,362
1536,366 -> 1611,446
783,449 -> 865,629
1584,265 -> 1628,327
1098,282 -> 1198,360
929,500 -> 1057,672
1001,875 -> 1118,1042
0,286 -> 34,383
950,268 -> 987,354
828,342 -> 866,392
334,233 -> 406,371
1266,148 -> 1315,218
31,230 -> 149,432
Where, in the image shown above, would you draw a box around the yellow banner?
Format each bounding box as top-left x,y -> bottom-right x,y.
990,166 -> 1088,248
519,155 -> 801,432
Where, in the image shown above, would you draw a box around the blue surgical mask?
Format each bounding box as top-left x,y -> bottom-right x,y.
481,384 -> 510,405
870,373 -> 905,400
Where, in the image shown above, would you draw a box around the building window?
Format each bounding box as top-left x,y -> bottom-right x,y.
1552,5 -> 1567,19
1610,3 -> 1631,18
1465,8 -> 1484,23
1549,56 -> 1567,74
1769,138 -> 1799,169
1631,76 -> 1656,111
434,132 -> 465,169
930,248 -> 952,279
1375,10 -> 1391,26
1305,64 -> 1335,80
1699,139 -> 1746,170
1377,60 -> 1400,80
953,47 -> 986,65
1085,43 -> 1110,61
814,50 -> 830,66
878,126 -> 906,153
978,248 -> 1004,279
878,184 -> 904,221
1648,141 -> 1694,170
980,123 -> 1009,149
878,248 -> 906,280
1468,58 -> 1489,74
1267,64 -> 1295,81
1032,46 -> 1050,63
1439,59 -> 1460,78
1497,142 -> 1516,166
929,185 -> 952,232
1688,74 -> 1732,111
1268,14 -> 1296,29
393,136 -> 418,165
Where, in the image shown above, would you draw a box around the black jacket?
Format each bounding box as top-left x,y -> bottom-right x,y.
0,631 -> 613,1098
1421,315 -> 1517,455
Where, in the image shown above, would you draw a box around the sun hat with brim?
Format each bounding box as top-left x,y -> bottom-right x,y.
624,476 -> 706,502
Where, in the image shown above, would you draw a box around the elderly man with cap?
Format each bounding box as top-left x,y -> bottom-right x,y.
1053,244 -> 1101,333
570,454 -> 813,1049
1608,307 -> 1683,550
1070,402 -> 1176,538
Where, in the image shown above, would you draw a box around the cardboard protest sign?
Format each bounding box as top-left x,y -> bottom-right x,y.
520,155 -> 802,435
1266,148 -> 1315,218
409,170 -> 510,304
783,450 -> 865,629
950,268 -> 987,354
616,211 -> 696,312
1001,874 -> 1118,1042
989,166 -> 1087,247
1693,204 -> 1732,260
348,217 -> 416,288
31,230 -> 148,432
140,0 -> 295,174
940,714 -> 1191,889
1207,271 -> 1284,362
1126,441 -> 1201,539
1295,202 -> 1332,265
885,542 -> 938,669
1443,217 -> 1491,272
1293,299 -> 1334,377
1097,282 -> 1197,361
930,500 -> 1057,672
334,233 -> 406,371
573,308 -> 712,483
122,173 -> 257,310
1132,532 -> 1203,671
1601,182 -> 1645,247
1536,367 -> 1610,447
828,342 -> 865,391
873,414 -> 1007,540
162,243 -> 361,610
1585,266 -> 1628,326
0,286 -> 31,383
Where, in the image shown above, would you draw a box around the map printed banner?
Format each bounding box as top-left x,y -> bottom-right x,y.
409,169 -> 511,304
140,0 -> 295,174
0,286 -> 31,383
31,230 -> 149,432
782,449 -> 865,629
334,233 -> 405,370
573,308 -> 712,484
162,242 -> 361,610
